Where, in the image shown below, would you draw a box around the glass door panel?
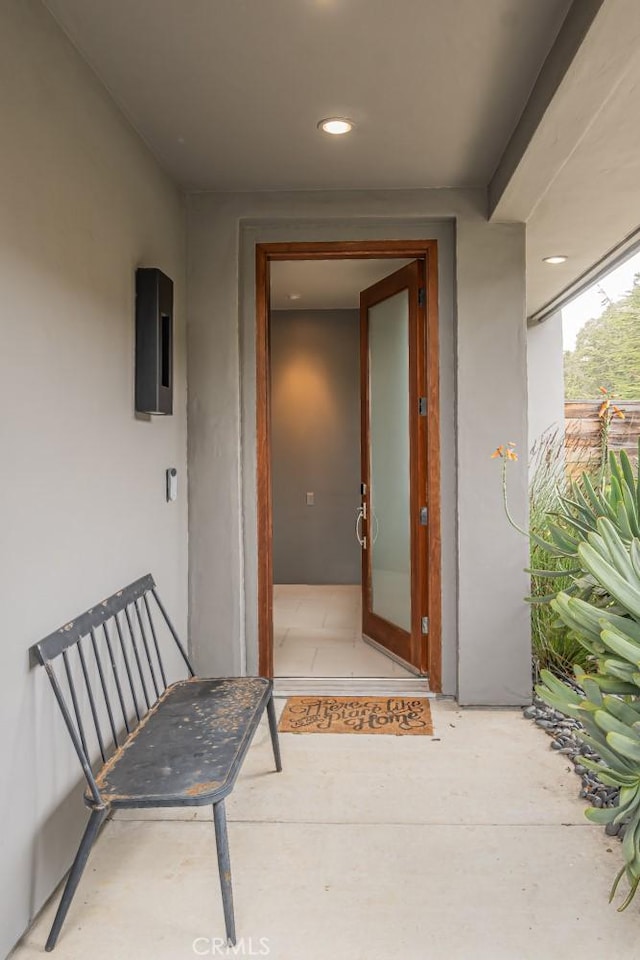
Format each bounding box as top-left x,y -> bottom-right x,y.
368,290 -> 412,632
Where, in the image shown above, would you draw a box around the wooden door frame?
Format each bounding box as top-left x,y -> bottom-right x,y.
255,239 -> 442,691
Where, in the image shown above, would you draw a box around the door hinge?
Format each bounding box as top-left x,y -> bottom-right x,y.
420,506 -> 428,525
421,616 -> 429,635
418,287 -> 426,307
419,396 -> 427,416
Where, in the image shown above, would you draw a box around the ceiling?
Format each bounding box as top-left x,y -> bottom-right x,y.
271,259 -> 412,310
43,0 -> 570,191
526,44 -> 640,317
41,0 -> 640,318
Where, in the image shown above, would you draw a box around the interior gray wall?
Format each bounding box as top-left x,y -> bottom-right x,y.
0,2 -> 188,955
186,190 -> 531,705
271,310 -> 361,585
528,310 -> 565,447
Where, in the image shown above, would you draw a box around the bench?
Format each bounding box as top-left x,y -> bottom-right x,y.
30,574 -> 282,951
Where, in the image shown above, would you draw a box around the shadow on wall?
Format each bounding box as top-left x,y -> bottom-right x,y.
28,777 -> 87,924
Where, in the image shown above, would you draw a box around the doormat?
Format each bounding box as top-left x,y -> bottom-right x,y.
278,696 -> 433,735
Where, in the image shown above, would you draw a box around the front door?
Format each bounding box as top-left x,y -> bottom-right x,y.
358,261 -> 428,673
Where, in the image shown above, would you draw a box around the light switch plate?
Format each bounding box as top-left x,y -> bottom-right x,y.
306,491 -> 315,506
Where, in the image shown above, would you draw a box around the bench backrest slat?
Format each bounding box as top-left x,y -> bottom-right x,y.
37,574 -> 155,661
31,575 -> 195,807
143,593 -> 168,689
123,605 -> 151,713
101,620 -> 131,736
113,611 -> 142,722
76,637 -> 107,763
135,598 -> 160,700
90,627 -> 119,749
151,587 -> 193,675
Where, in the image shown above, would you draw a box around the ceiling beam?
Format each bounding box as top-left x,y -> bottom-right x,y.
489,0 -> 640,222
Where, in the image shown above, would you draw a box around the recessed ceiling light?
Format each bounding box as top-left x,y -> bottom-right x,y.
318,117 -> 354,135
543,255 -> 568,264
286,293 -> 301,301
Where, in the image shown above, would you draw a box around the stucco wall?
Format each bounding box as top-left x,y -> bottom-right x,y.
271,309 -> 361,585
0,2 -> 188,954
186,190 -> 531,705
528,310 -> 565,447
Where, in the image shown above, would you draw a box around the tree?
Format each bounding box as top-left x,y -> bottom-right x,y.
564,274 -> 640,400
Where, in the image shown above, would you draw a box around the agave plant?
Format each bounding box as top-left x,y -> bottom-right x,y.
537,513 -> 640,909
496,434 -> 640,906
497,440 -> 640,607
534,447 -> 640,571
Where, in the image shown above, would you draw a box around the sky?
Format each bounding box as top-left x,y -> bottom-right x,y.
562,248 -> 640,351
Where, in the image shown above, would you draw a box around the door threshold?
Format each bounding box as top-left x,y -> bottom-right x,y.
273,676 -> 433,698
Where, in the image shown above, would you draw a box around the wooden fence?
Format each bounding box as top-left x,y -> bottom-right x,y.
565,400 -> 640,474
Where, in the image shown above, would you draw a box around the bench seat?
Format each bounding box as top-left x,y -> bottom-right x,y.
90,676 -> 272,809
32,574 -> 282,950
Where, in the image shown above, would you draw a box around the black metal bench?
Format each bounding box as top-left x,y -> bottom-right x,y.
30,574 -> 281,951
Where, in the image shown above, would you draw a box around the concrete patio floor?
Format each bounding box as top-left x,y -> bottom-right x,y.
11,699 -> 640,960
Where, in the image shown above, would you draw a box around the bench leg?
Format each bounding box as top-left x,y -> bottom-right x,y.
45,807 -> 108,952
266,693 -> 282,772
213,800 -> 236,946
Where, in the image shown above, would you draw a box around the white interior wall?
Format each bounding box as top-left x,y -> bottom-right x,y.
0,2 -> 188,954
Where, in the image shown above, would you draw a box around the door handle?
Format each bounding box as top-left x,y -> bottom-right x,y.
355,506 -> 367,549
356,505 -> 378,548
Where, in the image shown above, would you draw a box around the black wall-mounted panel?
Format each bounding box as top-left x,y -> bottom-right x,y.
135,268 -> 173,415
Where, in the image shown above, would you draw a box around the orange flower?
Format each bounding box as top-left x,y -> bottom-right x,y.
491,443 -> 518,462
612,405 -> 625,420
599,386 -> 608,395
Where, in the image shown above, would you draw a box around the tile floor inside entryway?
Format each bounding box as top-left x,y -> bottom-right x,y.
273,584 -> 414,678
